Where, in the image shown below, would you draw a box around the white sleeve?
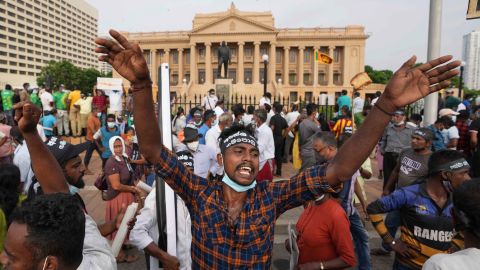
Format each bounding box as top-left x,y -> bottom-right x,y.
422,255 -> 446,270
78,214 -> 116,270
93,129 -> 102,140
129,192 -> 157,251
205,131 -> 219,154
449,127 -> 460,139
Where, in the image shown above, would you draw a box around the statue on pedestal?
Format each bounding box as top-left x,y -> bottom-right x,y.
217,41 -> 231,78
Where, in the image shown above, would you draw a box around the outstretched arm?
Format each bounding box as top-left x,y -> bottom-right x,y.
13,102 -> 69,194
325,56 -> 460,186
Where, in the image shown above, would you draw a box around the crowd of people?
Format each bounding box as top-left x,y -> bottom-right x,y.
0,29 -> 478,270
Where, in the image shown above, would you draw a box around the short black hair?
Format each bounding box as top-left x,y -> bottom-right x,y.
439,116 -> 454,128
106,114 -> 116,121
11,193 -> 85,268
254,109 -> 267,123
313,131 -> 337,148
218,124 -> 255,148
291,104 -> 298,111
203,109 -> 216,122
216,99 -> 224,106
453,179 -> 480,238
306,103 -> 318,116
265,92 -> 272,99
264,103 -> 272,113
247,105 -> 255,114
5,84 -> 12,90
428,150 -> 465,176
354,91 -> 360,97
375,91 -> 382,97
341,89 -> 348,95
274,103 -> 283,114
409,114 -> 423,123
232,104 -> 246,118
0,164 -> 20,220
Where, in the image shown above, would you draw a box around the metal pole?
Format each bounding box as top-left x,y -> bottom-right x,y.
458,65 -> 464,98
263,60 -> 268,96
424,0 -> 442,125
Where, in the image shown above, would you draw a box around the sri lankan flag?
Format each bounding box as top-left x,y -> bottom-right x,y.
314,51 -> 333,64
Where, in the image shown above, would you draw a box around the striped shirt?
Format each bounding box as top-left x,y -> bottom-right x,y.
332,118 -> 353,139
155,144 -> 339,268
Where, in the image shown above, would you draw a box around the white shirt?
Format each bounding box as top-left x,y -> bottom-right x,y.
242,114 -> 253,126
285,111 -> 300,138
353,97 -> 365,114
214,106 -> 224,119
457,102 -> 467,112
205,125 -> 223,175
13,142 -> 34,194
130,189 -> 192,270
108,90 -> 123,112
256,122 -> 275,169
422,248 -> 480,270
442,126 -> 460,149
266,110 -> 275,126
37,124 -> 46,142
78,214 -> 117,270
259,97 -> 271,107
203,95 -> 218,110
371,96 -> 379,106
40,91 -> 54,111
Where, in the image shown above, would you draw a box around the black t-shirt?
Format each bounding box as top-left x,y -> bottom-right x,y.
270,114 -> 288,138
469,119 -> 480,151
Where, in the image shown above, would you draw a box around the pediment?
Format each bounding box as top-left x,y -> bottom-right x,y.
191,14 -> 276,34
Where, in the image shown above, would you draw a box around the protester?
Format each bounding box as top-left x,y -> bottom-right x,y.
444,88 -> 461,110
371,91 -> 381,106
92,89 -> 108,123
188,108 -> 203,129
438,108 -> 460,150
287,192 -> 356,269
1,85 -> 14,123
0,113 -> 13,165
353,91 -> 365,114
337,89 -> 351,115
74,93 -> 93,135
198,110 -> 215,145
94,114 -> 121,166
10,127 -> 34,194
298,103 -> 321,171
380,109 -> 414,188
0,163 -> 21,253
182,124 -> 219,178
253,109 -> 275,181
283,104 -> 300,163
213,99 -> 225,120
95,29 -> 459,268
232,104 -> 246,125
423,179 -> 480,270
203,89 -> 218,111
29,89 -> 41,108
39,110 -> 56,140
406,114 -> 423,129
108,89 -> 124,117
39,87 -> 54,114
259,92 -> 272,107
205,111 -> 232,171
455,110 -> 471,157
428,117 -> 449,151
269,103 -> 288,176
367,150 -> 468,270
172,107 -> 186,134
52,86 -> 70,137
332,106 -> 353,139
242,105 -> 255,126
84,108 -> 102,174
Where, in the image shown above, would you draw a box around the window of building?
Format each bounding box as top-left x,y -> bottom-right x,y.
260,68 -> 265,83
290,91 -> 298,102
0,59 -> 6,65
305,91 -> 313,102
198,69 -> 205,84
276,50 -> 282,63
0,68 -> 7,73
198,48 -> 205,58
244,68 -> 252,84
244,47 -> 252,57
289,50 -> 297,63
334,48 -> 340,63
143,51 -> 151,65
304,73 -> 312,85
334,72 -> 342,85
228,69 -> 236,84
260,47 -> 267,58
172,50 -> 178,64
185,51 -> 190,64
289,72 -> 297,85
318,72 -> 327,85
171,73 -> 178,86
304,50 -> 311,63
184,72 -> 190,84
9,69 -> 18,74
275,72 -> 282,83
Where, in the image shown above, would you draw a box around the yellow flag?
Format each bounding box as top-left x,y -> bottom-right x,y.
314,51 -> 333,64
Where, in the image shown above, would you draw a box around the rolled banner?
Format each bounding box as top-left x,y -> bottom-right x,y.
350,72 -> 373,90
111,202 -> 139,257
137,181 -> 153,193
314,51 -> 333,64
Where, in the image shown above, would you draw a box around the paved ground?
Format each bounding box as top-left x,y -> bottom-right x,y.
73,137 -> 394,270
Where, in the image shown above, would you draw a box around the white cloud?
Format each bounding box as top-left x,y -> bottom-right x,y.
87,0 -> 480,70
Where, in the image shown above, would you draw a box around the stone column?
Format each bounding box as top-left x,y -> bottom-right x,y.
237,42 -> 244,84
150,49 -> 157,85
328,45 -> 335,86
253,41 -> 261,84
342,46 -> 349,87
313,46 -> 319,86
164,49 -> 170,65
205,42 -> 212,84
178,48 -> 184,83
298,46 -> 305,86
283,46 -> 290,86
190,43 -> 196,84
269,42 -> 276,84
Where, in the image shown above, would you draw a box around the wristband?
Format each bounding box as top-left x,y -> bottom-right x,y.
130,79 -> 152,93
374,103 -> 394,116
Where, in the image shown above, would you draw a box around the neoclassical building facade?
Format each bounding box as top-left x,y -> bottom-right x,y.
114,4 -> 370,101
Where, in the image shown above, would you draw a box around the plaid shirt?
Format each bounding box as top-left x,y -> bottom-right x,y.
155,144 -> 339,268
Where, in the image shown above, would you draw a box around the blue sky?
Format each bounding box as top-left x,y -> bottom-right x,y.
87,0 -> 480,70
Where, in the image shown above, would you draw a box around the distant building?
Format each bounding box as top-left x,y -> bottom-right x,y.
98,61 -> 112,75
115,3 -> 369,101
462,30 -> 480,90
0,0 -> 98,88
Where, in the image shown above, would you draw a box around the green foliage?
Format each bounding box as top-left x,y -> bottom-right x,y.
37,60 -> 103,94
364,65 -> 394,84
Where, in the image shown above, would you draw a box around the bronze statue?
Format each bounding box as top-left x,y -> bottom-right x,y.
217,41 -> 231,78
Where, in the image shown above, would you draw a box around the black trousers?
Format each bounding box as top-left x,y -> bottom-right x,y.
84,141 -> 102,168
274,137 -> 285,175
382,152 -> 399,189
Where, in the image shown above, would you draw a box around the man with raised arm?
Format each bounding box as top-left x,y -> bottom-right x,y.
95,29 -> 460,268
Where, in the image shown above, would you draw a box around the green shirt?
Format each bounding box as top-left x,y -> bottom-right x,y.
30,93 -> 41,107
53,91 -> 68,110
0,90 -> 14,111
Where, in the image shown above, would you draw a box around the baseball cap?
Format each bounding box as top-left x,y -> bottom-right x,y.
439,108 -> 459,118
183,124 -> 202,142
45,137 -> 89,165
413,128 -> 434,141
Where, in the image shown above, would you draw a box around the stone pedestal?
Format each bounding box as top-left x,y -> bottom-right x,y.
215,78 -> 233,101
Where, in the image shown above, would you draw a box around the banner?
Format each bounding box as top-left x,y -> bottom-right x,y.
314,51 -> 333,64
97,77 -> 123,91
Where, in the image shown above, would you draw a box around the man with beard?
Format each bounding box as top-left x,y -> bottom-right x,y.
95,29 -> 460,268
372,128 -> 433,256
367,150 -> 469,270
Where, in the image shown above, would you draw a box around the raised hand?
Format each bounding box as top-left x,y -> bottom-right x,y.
379,55 -> 460,112
13,102 -> 41,134
95,29 -> 150,84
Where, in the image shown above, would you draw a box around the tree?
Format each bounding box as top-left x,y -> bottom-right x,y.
364,65 -> 394,84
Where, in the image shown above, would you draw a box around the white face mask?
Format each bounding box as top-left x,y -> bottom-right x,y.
186,141 -> 199,152
107,122 -> 116,128
96,112 -> 102,118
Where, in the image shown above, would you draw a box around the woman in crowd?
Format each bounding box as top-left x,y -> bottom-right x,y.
103,136 -> 139,263
172,106 -> 186,135
286,193 -> 357,269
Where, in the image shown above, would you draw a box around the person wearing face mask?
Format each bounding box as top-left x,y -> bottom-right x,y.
182,125 -> 219,179
84,108 -> 102,174
203,89 -> 218,111
367,150 -> 469,270
298,103 -> 322,172
73,93 -> 93,136
253,109 -> 275,182
380,109 -> 414,189
93,114 -> 121,167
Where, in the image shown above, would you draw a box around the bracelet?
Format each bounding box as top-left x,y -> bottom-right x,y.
130,79 -> 152,93
320,261 -> 325,270
374,103 -> 394,116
